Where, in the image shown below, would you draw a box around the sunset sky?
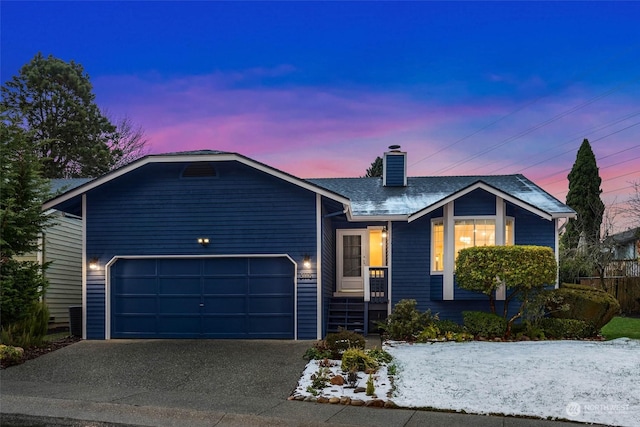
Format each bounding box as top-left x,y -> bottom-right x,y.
2,1 -> 639,229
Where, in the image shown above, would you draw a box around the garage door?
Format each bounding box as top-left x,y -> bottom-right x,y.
111,257 -> 295,339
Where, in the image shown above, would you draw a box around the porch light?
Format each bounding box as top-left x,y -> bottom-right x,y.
381,227 -> 388,239
303,255 -> 311,269
88,257 -> 99,270
197,237 -> 210,246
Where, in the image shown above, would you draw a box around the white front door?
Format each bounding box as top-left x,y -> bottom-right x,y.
336,229 -> 368,294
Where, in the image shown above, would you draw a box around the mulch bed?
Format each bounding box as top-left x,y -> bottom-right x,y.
1,335 -> 81,369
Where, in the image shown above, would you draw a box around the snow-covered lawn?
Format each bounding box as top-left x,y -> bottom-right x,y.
294,338 -> 640,427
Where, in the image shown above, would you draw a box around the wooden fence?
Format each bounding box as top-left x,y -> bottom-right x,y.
580,277 -> 640,315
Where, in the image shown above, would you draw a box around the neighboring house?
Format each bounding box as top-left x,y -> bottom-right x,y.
18,179 -> 91,327
604,227 -> 640,277
42,148 -> 576,340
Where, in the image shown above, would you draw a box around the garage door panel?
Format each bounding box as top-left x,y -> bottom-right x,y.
113,259 -> 157,276
202,296 -> 246,313
117,296 -> 157,314
158,316 -> 200,335
202,316 -> 246,334
202,278 -> 248,294
249,277 -> 292,293
112,257 -> 294,339
113,278 -> 157,294
115,316 -> 157,334
158,296 -> 200,313
158,259 -> 201,275
159,277 -> 201,293
248,315 -> 293,334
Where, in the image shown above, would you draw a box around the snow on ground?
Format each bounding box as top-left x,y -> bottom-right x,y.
295,339 -> 640,427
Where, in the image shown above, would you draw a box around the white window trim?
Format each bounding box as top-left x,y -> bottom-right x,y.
436,198 -> 515,301
430,218 -> 444,275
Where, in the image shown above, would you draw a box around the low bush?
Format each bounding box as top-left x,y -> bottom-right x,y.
434,319 -> 465,334
325,329 -> 365,359
341,348 -> 378,372
463,311 -> 507,338
0,302 -> 49,348
303,340 -> 333,360
540,318 -> 596,339
0,344 -> 25,367
548,284 -> 620,330
366,348 -> 393,364
378,299 -> 438,341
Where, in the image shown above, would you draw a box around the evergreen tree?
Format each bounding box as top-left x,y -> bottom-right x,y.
365,156 -> 383,177
0,118 -> 51,327
562,139 -> 605,249
1,53 -> 116,178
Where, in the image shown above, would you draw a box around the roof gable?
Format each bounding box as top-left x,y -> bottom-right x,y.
42,151 -> 350,214
308,175 -> 575,221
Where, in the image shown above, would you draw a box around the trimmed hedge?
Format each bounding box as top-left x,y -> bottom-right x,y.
548,283 -> 620,330
463,311 -> 507,338
540,318 -> 596,339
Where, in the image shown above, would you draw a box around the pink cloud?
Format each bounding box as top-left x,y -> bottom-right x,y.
93,72 -> 640,226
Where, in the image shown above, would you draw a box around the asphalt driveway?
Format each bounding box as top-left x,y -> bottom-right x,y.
1,339 -> 312,413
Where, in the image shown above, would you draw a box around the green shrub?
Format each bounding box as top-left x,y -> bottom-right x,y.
463,311 -> 507,338
0,301 -> 49,347
379,299 -> 438,341
434,319 -> 464,334
548,284 -> 620,330
540,318 -> 596,339
325,329 -> 365,359
303,340 -> 333,360
366,373 -> 375,396
416,324 -> 440,342
341,348 -> 378,372
366,348 -> 393,364
0,344 -> 25,366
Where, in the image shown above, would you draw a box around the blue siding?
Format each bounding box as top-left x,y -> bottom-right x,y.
384,154 -> 406,187
513,205 -> 555,249
321,201 -> 337,338
390,217 -> 431,310
454,189 -> 496,216
85,160 -> 319,339
86,282 -> 105,339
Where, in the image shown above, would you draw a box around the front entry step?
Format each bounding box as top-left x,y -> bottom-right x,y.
327,297 -> 365,334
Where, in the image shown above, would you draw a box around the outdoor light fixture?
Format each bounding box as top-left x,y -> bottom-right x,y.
197,237 -> 210,247
303,255 -> 311,269
88,257 -> 99,270
381,227 -> 388,239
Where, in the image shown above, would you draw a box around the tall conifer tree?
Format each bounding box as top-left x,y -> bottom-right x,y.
562,139 -> 604,249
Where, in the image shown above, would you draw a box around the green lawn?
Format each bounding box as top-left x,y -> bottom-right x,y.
601,316 -> 640,340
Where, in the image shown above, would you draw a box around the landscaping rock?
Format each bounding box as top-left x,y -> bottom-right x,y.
329,397 -> 340,404
317,396 -> 329,404
340,397 -> 351,405
350,399 -> 365,406
354,387 -> 366,393
330,375 -> 345,385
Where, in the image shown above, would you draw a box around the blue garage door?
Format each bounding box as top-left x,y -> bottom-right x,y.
111,257 -> 294,339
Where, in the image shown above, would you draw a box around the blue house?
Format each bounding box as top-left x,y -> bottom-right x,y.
43,147 -> 575,340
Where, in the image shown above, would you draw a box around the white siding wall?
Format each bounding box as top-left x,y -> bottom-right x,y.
43,213 -> 83,326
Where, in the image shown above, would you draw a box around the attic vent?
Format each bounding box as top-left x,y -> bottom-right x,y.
182,162 -> 217,178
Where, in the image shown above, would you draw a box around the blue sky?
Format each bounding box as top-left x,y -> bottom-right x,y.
2,1 -> 639,228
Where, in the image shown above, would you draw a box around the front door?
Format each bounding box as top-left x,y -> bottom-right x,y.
336,229 -> 368,294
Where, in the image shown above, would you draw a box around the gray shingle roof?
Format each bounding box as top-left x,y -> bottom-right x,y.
307,174 -> 575,219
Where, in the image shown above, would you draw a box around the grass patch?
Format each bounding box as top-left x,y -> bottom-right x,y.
601,316 -> 640,340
